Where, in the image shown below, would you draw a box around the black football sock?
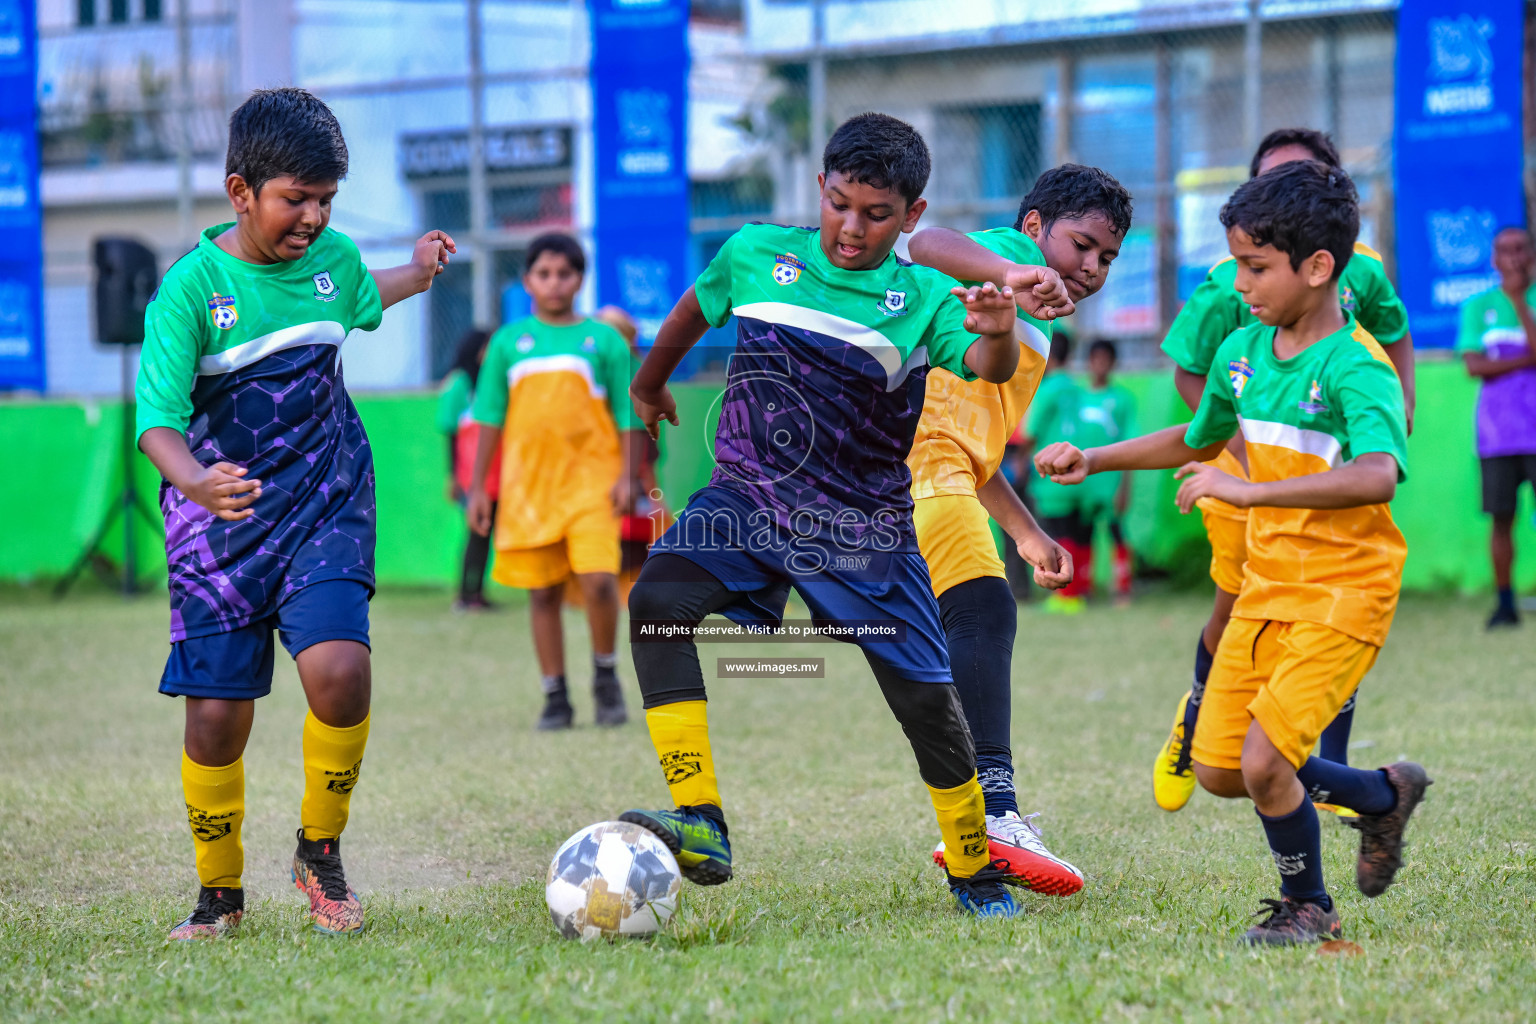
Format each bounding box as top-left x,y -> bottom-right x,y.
1256,801 -> 1330,910
1497,586 -> 1516,614
937,577 -> 1018,818
1180,633 -> 1213,752
1296,757 -> 1395,815
593,652 -> 618,679
1318,692 -> 1356,765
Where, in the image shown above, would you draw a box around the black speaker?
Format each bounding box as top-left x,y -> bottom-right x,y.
93,238 -> 160,346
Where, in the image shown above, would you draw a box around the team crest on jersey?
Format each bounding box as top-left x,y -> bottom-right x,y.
771,253 -> 805,286
516,334 -> 536,354
1339,286 -> 1357,313
312,270 -> 337,301
207,294 -> 238,330
1298,378 -> 1329,414
1228,357 -> 1254,398
879,289 -> 908,316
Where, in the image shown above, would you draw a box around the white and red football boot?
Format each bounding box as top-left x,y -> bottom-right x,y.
933,811 -> 1084,896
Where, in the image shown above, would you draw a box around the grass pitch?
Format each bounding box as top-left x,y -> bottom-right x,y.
1,587 -> 1533,1022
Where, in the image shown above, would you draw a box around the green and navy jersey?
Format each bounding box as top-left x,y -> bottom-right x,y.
689,221 -> 981,546
470,316 -> 637,549
1455,284 -> 1536,457
136,224 -> 383,641
1185,316 -> 1407,645
1163,242 -> 1409,376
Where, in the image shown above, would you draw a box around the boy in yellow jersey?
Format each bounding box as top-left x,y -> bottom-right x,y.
903,164 -> 1133,896
1037,162 -> 1430,946
468,234 -> 646,730
1153,129 -> 1416,814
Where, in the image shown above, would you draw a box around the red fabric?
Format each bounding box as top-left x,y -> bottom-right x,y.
1060,537 -> 1093,598
455,421 -> 501,499
1113,543 -> 1133,596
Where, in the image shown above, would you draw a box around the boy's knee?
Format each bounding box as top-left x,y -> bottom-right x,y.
1194,762 -> 1247,799
529,585 -> 565,612
876,673 -> 976,789
580,573 -> 619,605
296,641 -> 371,726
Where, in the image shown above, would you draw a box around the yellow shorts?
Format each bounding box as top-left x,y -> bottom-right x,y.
493,505 -> 620,590
1192,617 -> 1378,772
913,493 -> 1005,597
1197,447 -> 1249,595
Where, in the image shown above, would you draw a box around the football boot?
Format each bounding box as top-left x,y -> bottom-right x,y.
948,860 -> 1019,919
292,830 -> 365,935
1153,692 -> 1197,812
1242,897 -> 1341,946
619,806 -> 732,885
1346,761 -> 1431,897
166,885 -> 244,941
931,811 -> 1084,896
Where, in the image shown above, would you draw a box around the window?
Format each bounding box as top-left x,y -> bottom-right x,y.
78,0 -> 95,26
929,102 -> 1042,225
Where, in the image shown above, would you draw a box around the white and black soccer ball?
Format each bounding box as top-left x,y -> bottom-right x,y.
545,821 -> 682,940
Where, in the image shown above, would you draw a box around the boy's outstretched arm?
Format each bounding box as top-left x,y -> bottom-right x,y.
956,282 -> 1020,383
975,471 -> 1072,590
1174,451 -> 1397,513
370,230 -> 457,310
630,286 -> 711,440
1036,424 -> 1229,483
909,227 -> 1074,321
139,427 -> 262,521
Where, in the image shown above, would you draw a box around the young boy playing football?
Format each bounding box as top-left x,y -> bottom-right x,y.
136,88 -> 454,938
901,163 -> 1134,896
1036,161 -> 1429,945
619,112 -> 1035,918
466,234 -> 645,731
1153,128 -> 1416,814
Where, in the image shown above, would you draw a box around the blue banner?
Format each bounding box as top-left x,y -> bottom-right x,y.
0,0 -> 42,391
1393,1 -> 1526,349
590,0 -> 689,346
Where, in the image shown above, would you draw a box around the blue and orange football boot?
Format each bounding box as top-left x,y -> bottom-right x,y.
166,885 -> 244,940
619,806 -> 732,885
948,860 -> 1019,919
292,829 -> 365,935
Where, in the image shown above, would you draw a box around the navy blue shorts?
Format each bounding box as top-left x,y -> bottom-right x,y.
649,487 -> 952,683
159,579 -> 372,700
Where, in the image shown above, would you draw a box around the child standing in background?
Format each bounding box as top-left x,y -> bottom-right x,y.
437,328 -> 499,610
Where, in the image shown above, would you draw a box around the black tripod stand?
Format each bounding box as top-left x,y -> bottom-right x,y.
55,236 -> 162,598
53,342 -> 162,597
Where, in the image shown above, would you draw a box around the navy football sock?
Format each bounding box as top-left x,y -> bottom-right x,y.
976,754 -> 1019,818
1497,586 -> 1516,613
1318,692 -> 1355,764
1179,633 -> 1213,751
1296,756 -> 1395,815
1257,801 -> 1331,909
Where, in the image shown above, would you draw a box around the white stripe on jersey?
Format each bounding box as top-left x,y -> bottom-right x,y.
197,321 -> 346,376
507,353 -> 605,398
1239,416 -> 1343,468
732,301 -> 911,391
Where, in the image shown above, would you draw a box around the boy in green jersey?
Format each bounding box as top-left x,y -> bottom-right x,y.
467,234 -> 646,730
1037,162 -> 1429,946
619,113 -> 1038,919
1152,128 -> 1416,813
136,88 -> 455,939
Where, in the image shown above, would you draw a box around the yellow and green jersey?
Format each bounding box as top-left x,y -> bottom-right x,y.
1163,242 -> 1409,376
909,226 -> 1055,499
471,316 -> 637,550
1184,316 -> 1408,646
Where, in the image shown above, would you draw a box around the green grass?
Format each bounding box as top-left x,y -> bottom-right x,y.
1,588 -> 1533,1022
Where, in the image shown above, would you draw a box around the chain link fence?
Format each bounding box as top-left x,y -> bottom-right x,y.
753,7 -> 1400,367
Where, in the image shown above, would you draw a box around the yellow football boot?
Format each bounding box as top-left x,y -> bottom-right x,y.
1153,693 -> 1197,812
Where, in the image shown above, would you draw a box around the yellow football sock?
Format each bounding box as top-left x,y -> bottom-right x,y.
928,774 -> 989,878
181,751 -> 244,889
644,701 -> 722,809
300,711 -> 369,840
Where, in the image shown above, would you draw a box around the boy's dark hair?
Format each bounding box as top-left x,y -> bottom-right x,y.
525,233 -> 586,274
450,328 -> 493,388
1014,164 -> 1133,237
822,113 -> 930,206
1249,127 -> 1341,178
226,88 -> 348,194
1088,338 -> 1117,362
1220,161 -> 1359,279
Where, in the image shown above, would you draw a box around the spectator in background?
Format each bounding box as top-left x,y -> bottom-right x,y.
437,328 -> 498,610
593,305 -> 670,597
1457,226 -> 1536,629
1081,338 -> 1136,603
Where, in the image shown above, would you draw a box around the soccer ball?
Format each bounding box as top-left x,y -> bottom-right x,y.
545,821 -> 682,940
